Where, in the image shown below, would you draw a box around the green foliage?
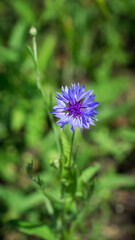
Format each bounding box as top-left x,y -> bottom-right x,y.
80,163 -> 101,184
8,220 -> 58,240
38,34 -> 57,73
0,0 -> 135,239
0,185 -> 44,218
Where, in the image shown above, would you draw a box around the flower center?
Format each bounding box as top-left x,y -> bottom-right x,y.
64,100 -> 83,118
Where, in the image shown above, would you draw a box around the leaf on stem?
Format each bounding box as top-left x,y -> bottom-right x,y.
7,220 -> 58,240
80,163 -> 101,184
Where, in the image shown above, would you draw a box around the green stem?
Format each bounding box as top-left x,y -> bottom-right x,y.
68,131 -> 75,168
32,36 -> 44,96
60,152 -> 66,240
61,184 -> 65,240
31,33 -> 61,154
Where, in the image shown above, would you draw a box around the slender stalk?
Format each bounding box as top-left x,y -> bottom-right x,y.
61,183 -> 65,240
68,131 -> 75,168
29,28 -> 61,154
60,151 -> 66,240
32,35 -> 44,97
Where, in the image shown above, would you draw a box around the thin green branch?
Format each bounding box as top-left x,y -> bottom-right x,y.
28,27 -> 61,154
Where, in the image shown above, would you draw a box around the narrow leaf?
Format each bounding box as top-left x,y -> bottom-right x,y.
80,163 -> 101,183
8,220 -> 58,240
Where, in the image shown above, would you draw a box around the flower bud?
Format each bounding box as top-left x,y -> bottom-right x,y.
50,159 -> 60,169
29,26 -> 37,36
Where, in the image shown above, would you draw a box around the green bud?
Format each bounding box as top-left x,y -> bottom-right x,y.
29,26 -> 37,36
50,158 -> 60,169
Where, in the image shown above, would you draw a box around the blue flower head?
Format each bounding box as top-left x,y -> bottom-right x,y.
51,83 -> 99,132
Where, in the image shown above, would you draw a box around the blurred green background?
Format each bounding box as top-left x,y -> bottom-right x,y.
0,0 -> 135,239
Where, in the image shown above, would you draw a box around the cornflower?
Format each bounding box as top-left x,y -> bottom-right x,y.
51,83 -> 99,132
